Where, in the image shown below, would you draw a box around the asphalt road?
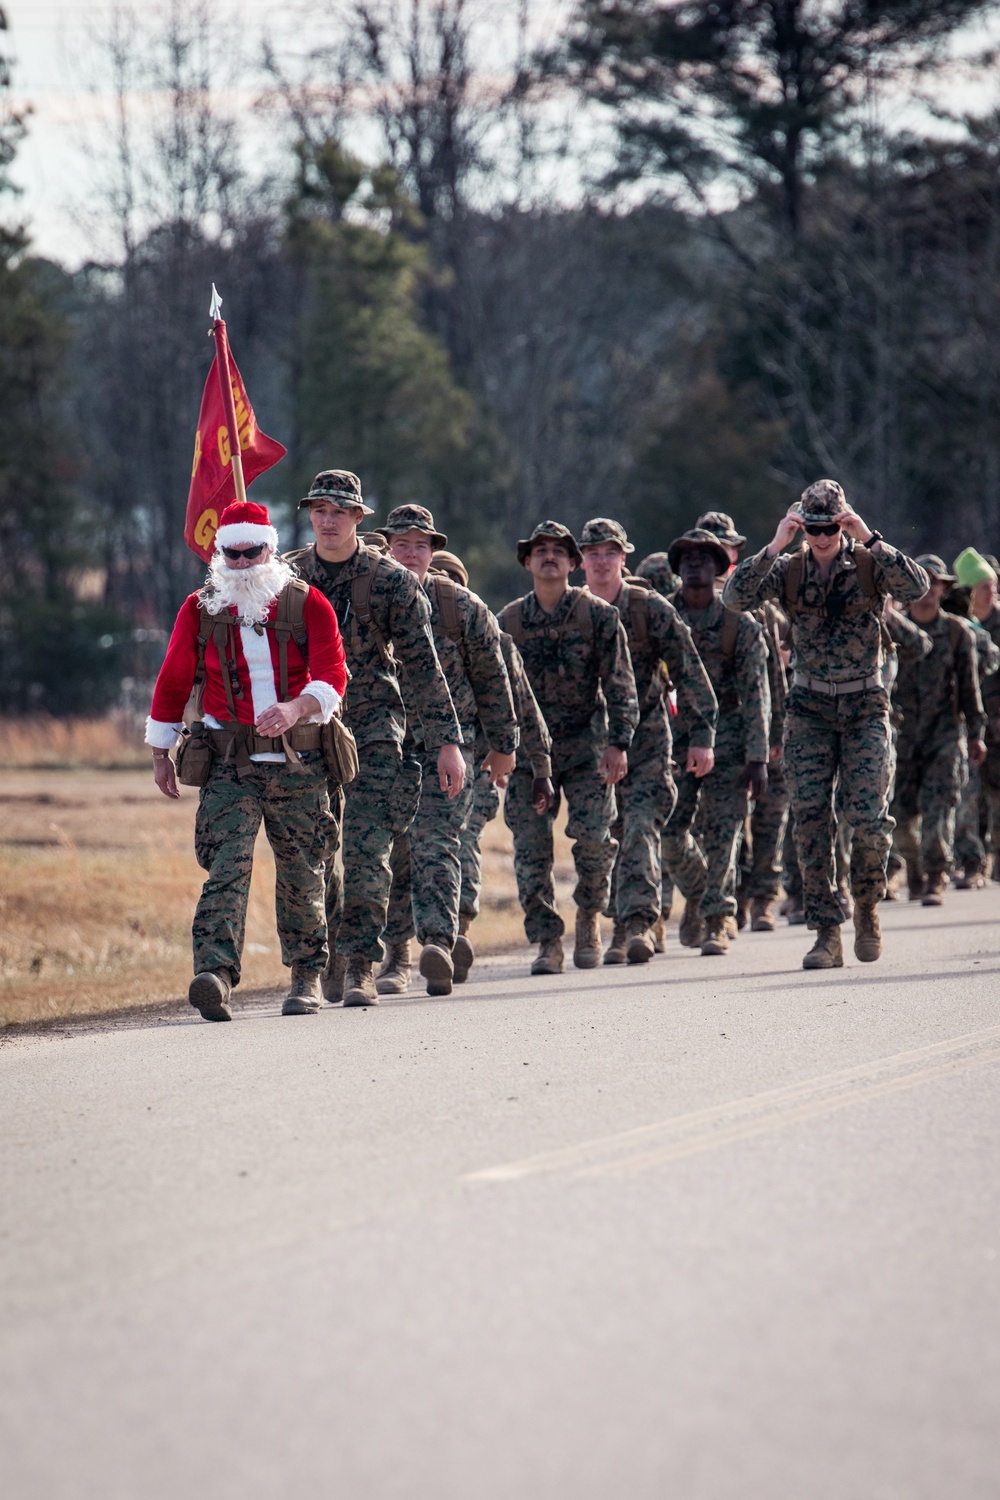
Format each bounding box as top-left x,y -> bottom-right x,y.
3,892 -> 999,1500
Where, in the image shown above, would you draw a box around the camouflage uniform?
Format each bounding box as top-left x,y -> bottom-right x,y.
381,514 -> 518,952
665,537 -> 770,920
723,485 -> 929,928
501,523 -> 639,943
890,571 -> 985,880
970,602 -> 1000,868
634,550 -> 680,917
287,477 -> 460,965
460,632 -> 552,924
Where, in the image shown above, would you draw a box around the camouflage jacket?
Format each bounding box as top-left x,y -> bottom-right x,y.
882,609 -> 931,700
671,595 -> 771,764
713,583 -> 787,747
407,575 -> 518,755
287,542 -> 460,752
974,606 -> 1000,740
484,633 -> 552,778
500,586 -> 639,758
723,538 -> 929,685
894,610 -> 985,754
611,581 -> 717,754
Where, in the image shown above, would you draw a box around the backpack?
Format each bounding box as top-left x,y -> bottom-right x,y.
194,578 -> 310,718
500,587 -> 595,647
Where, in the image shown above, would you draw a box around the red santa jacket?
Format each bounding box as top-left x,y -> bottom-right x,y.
147,586 -> 347,742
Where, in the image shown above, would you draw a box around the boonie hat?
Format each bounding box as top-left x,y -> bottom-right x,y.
634,551 -> 677,596
298,469 -> 374,516
696,510 -> 746,548
667,528 -> 733,576
516,520 -> 583,568
580,517 -> 635,554
916,553 -> 957,585
432,549 -> 469,587
797,479 -> 849,524
953,547 -> 997,589
375,503 -> 448,550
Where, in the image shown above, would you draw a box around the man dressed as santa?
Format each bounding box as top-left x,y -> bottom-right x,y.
146,500 -> 348,1021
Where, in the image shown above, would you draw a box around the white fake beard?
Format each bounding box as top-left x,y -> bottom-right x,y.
203,553 -> 294,626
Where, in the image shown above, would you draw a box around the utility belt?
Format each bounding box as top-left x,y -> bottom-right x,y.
792,672 -> 882,697
175,717 -> 358,787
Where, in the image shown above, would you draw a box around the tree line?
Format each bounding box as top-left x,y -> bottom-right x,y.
4,0 -> 1000,713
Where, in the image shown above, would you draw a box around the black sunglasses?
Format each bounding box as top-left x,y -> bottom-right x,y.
221,543 -> 267,560
804,523 -> 840,538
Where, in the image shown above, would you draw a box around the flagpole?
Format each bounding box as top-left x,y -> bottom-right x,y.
209,284 -> 247,505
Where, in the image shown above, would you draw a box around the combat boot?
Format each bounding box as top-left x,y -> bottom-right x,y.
750,897 -> 776,932
531,936 -> 565,976
376,940 -> 412,995
837,877 -> 854,918
723,915 -> 739,940
955,867 -> 986,890
603,921 -> 628,965
883,867 -> 901,901
188,968 -> 233,1022
802,925 -> 843,970
420,942 -> 454,997
625,918 -> 654,965
678,897 -> 706,949
735,888 -> 750,931
573,909 -> 602,969
453,916 -> 475,984
343,956 -> 379,1007
651,915 -> 667,953
282,967 -> 322,1016
906,860 -> 924,901
701,915 -> 729,956
921,871 -> 947,907
321,952 -> 347,1004
853,900 -> 882,962
785,894 -> 806,926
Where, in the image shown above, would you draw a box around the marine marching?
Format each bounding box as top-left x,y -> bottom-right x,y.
147,301 -> 998,1018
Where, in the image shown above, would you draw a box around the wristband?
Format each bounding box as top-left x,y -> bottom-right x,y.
151,751 -> 170,760
866,530 -> 883,547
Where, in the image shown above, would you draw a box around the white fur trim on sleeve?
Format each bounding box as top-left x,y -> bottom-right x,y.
145,717 -> 186,749
301,680 -> 340,723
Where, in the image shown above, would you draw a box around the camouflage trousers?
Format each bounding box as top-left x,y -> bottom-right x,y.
662,744 -> 748,919
193,750 -> 332,984
325,741 -> 422,963
736,757 -> 790,902
385,745 -> 475,949
784,687 -> 893,927
980,744 -> 1000,860
890,740 -> 965,876
459,766 -> 501,922
784,806 -> 851,896
953,756 -> 985,875
504,751 -> 617,942
608,735 -> 677,926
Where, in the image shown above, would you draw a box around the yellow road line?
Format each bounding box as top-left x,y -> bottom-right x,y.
465,1024 -> 1000,1183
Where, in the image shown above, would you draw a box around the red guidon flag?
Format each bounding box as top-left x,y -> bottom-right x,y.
184,319 -> 287,562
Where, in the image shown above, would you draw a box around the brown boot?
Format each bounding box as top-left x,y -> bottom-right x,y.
453,916 -> 475,983
723,915 -> 739,940
625,918 -> 654,964
651,915 -> 667,953
802,925 -> 844,970
188,969 -> 233,1022
701,915 -> 729,956
531,936 -> 565,976
750,897 -> 776,932
419,942 -> 454,997
343,956 -> 379,1007
854,900 -> 882,962
376,940 -> 412,995
603,921 -> 628,965
321,950 -> 347,1004
883,866 -> 901,902
906,860 -> 924,900
574,909 -> 602,969
282,967 -> 322,1015
678,897 -> 706,948
921,871 -> 947,907
785,894 -> 807,926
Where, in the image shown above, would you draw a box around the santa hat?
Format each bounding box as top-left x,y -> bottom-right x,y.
214,500 -> 279,552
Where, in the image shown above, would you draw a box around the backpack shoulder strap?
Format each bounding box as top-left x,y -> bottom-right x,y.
197,603 -> 240,720
352,547 -> 392,668
721,607 -> 741,661
853,544 -> 879,604
783,549 -> 805,616
571,587 -> 595,642
628,583 -> 650,653
271,579 -> 311,700
947,614 -> 967,654
500,598 -> 526,646
433,576 -> 463,644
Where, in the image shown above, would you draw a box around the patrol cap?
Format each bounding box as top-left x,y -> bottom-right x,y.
516,520 -> 583,568
579,517 -> 635,554
797,479 -> 849,524
696,510 -> 746,548
298,469 -> 374,515
374,503 -> 448,550
667,527 -> 732,576
634,551 -> 677,596
432,549 -> 469,587
916,553 -> 957,585
953,547 -> 997,589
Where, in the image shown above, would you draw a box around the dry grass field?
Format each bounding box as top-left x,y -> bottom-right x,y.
0,764 -> 590,1027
